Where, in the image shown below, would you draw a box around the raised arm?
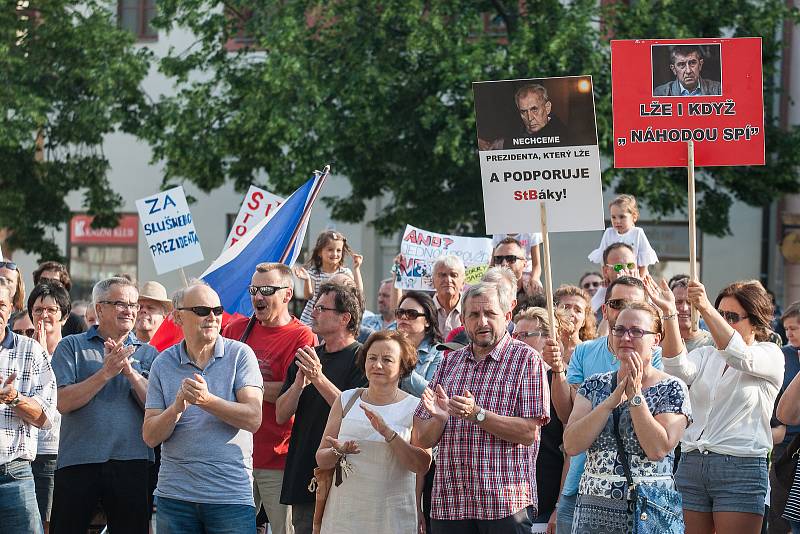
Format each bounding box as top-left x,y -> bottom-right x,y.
564,375 -> 626,456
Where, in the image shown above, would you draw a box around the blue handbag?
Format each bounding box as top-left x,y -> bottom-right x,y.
610,377 -> 684,534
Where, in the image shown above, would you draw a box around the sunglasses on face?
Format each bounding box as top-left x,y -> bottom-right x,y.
582,281 -> 602,289
178,306 -> 224,317
0,261 -> 17,270
395,308 -> 425,320
13,328 -> 34,337
513,331 -> 544,340
610,326 -> 657,339
718,310 -> 748,324
492,255 -> 524,265
606,262 -> 636,272
248,285 -> 287,297
605,298 -> 630,310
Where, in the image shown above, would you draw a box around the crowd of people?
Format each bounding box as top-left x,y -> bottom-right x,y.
1,192 -> 800,534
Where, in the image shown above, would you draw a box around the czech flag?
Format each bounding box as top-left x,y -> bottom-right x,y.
149,167 -> 329,351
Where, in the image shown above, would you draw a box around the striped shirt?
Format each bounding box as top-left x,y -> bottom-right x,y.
415,333 -> 550,520
299,266 -> 353,325
0,327 -> 57,464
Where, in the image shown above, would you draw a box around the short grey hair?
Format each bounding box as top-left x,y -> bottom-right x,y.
481,266 -> 517,305
92,277 -> 138,306
433,255 -> 465,275
462,281 -> 512,314
172,279 -> 211,310
255,262 -> 293,287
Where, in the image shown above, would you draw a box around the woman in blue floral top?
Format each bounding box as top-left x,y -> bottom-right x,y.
563,302 -> 692,534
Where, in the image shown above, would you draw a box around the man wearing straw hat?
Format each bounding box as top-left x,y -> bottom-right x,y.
135,281 -> 172,344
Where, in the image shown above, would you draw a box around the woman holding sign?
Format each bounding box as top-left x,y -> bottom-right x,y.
650,277 -> 783,534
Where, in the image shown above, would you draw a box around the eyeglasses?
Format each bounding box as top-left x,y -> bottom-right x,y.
312,304 -> 340,314
513,331 -> 545,340
610,326 -> 657,339
32,306 -> 61,317
0,262 -> 17,270
99,301 -> 140,312
395,308 -> 425,320
718,310 -> 748,324
13,328 -> 34,337
248,285 -> 287,297
606,262 -> 636,272
605,298 -> 630,310
582,281 -> 602,289
492,255 -> 524,265
178,305 -> 225,317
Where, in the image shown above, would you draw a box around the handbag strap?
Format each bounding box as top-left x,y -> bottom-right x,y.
341,388 -> 364,417
610,373 -> 636,498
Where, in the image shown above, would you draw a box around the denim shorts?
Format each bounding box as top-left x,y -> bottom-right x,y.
675,450 -> 768,515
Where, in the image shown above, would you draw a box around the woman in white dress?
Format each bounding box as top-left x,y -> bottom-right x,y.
316,330 -> 432,534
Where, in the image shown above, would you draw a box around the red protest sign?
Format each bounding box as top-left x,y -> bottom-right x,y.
612,37 -> 764,168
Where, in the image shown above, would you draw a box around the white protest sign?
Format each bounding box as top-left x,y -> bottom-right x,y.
472,76 -> 605,233
223,186 -> 285,251
396,225 -> 492,290
136,186 -> 204,275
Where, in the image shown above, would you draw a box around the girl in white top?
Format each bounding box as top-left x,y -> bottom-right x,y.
588,194 -> 658,277
315,331 -> 431,534
646,276 -> 784,534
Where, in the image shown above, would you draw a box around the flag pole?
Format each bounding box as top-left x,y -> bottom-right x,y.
278,165 -> 330,263
687,141 -> 699,332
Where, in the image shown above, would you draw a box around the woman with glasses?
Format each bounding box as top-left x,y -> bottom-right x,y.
649,278 -> 783,534
563,302 -> 690,534
513,306 -> 573,531
26,282 -> 70,533
0,259 -> 26,311
394,290 -> 442,534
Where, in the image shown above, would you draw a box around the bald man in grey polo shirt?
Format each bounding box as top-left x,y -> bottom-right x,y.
143,282 -> 263,533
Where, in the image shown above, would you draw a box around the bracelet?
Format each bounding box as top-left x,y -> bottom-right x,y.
385,431 -> 398,443
331,447 -> 344,458
662,312 -> 678,321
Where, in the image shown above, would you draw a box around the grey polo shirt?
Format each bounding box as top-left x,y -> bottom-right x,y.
51,326 -> 158,469
146,336 -> 262,506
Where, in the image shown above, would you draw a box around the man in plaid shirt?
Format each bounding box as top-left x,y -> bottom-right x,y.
413,281 -> 550,533
0,282 -> 58,533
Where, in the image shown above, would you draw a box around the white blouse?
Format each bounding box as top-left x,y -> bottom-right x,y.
587,226 -> 658,266
663,331 -> 784,458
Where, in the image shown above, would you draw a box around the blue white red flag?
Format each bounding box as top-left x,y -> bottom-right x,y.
201,168 -> 329,315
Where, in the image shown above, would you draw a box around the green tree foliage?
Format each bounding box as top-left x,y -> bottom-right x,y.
0,1 -> 149,260
149,1 -> 800,237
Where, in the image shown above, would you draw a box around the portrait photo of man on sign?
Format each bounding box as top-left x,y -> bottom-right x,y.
652,44 -> 722,97
474,76 -> 596,151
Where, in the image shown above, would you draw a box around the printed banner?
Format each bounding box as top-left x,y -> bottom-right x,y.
395,225 -> 492,290
473,76 -> 605,234
612,37 -> 765,167
136,186 -> 204,275
223,186 -> 285,251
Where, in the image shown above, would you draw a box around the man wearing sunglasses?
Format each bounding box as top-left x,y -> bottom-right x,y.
0,283 -> 57,532
50,276 -> 159,533
547,276 -> 664,534
223,263 -> 316,534
589,243 -> 638,326
143,281 -> 263,532
491,237 -> 535,302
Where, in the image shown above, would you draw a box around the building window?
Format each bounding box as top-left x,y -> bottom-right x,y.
118,0 -> 157,41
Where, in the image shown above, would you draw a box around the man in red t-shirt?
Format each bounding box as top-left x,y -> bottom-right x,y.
224,262 -> 316,534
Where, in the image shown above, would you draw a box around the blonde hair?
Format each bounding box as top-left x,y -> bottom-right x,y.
553,285 -> 597,341
513,306 -> 572,339
610,194 -> 639,223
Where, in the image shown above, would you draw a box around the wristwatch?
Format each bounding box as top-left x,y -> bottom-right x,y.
474,406 -> 486,423
630,393 -> 644,407
5,391 -> 21,408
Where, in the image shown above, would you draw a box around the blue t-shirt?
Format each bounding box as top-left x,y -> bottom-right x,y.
52,326 -> 159,469
780,345 -> 800,443
146,336 -> 263,506
562,336 -> 663,496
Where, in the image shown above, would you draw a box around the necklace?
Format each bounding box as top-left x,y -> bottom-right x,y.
362,387 -> 400,406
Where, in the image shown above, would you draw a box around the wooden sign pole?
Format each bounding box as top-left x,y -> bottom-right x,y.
687,140 -> 699,332
540,202 -> 557,334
